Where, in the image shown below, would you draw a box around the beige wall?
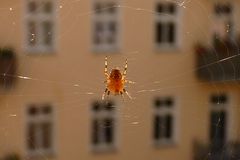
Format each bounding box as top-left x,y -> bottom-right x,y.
0,0 -> 239,160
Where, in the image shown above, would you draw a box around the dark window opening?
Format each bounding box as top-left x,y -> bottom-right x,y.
92,119 -> 100,144
168,3 -> 176,14
156,23 -> 163,43
165,115 -> 173,139
104,119 -> 114,143
156,4 -> 163,13
210,111 -> 226,147
42,122 -> 52,149
168,23 -> 175,43
27,123 -> 37,150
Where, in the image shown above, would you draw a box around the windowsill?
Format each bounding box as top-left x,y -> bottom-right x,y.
24,47 -> 57,55
154,44 -> 181,53
91,46 -> 121,54
26,150 -> 56,159
153,140 -> 178,148
91,145 -> 117,154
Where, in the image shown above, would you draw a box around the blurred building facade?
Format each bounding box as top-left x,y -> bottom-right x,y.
0,0 -> 240,160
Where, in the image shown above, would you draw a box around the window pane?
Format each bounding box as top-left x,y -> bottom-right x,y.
156,22 -> 163,43
210,111 -> 226,146
42,105 -> 52,114
107,2 -> 117,14
165,97 -> 174,107
168,22 -> 175,43
155,98 -> 164,108
94,22 -> 104,45
28,21 -> 37,46
42,21 -> 53,46
211,94 -> 227,104
168,3 -> 176,14
42,1 -> 53,14
27,123 -> 37,150
107,22 -> 116,44
92,119 -> 100,144
95,3 -> 103,14
28,105 -> 39,116
165,115 -> 173,139
42,122 -> 52,149
28,1 -> 37,13
104,118 -> 114,144
154,115 -> 161,140
156,4 -> 163,13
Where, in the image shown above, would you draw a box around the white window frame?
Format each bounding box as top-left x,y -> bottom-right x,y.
91,0 -> 121,53
154,1 -> 181,51
23,0 -> 57,53
153,96 -> 178,146
212,3 -> 234,41
90,100 -> 118,152
24,103 -> 56,158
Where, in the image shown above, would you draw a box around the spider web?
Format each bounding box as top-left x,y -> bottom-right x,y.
0,0 -> 239,160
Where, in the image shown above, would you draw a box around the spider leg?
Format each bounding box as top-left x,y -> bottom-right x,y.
123,58 -> 127,78
102,88 -> 108,100
104,56 -> 109,78
123,88 -> 132,99
120,91 -> 125,101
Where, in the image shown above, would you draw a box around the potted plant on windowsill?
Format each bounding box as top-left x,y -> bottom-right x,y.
0,48 -> 17,88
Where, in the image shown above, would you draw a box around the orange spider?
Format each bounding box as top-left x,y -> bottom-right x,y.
102,57 -> 134,100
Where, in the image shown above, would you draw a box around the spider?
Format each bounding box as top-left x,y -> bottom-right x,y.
102,57 -> 134,100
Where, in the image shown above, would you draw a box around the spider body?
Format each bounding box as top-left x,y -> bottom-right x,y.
108,69 -> 124,94
102,57 -> 133,100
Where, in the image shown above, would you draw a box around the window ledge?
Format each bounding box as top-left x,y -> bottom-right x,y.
154,140 -> 178,148
91,145 -> 117,154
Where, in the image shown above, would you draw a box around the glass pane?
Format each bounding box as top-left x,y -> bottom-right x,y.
27,123 -> 37,150
165,115 -> 173,139
95,3 -> 103,14
42,122 -> 52,149
28,1 -> 37,13
92,102 -> 101,112
168,3 -> 176,14
92,119 -> 100,145
155,98 -> 164,108
156,22 -> 163,43
43,1 -> 53,14
165,97 -> 174,107
168,22 -> 175,43
107,2 -> 117,14
156,4 -> 163,13
42,21 -> 53,46
94,22 -> 104,44
154,115 -> 161,140
107,22 -> 116,44
28,21 -> 37,46
210,111 -> 226,147
211,94 -> 227,104
42,105 -> 52,114
28,105 -> 39,116
104,118 -> 114,144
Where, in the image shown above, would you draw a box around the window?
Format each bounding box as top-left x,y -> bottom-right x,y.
91,100 -> 116,151
213,3 -> 233,41
24,0 -> 56,53
25,104 -> 54,157
153,97 -> 176,145
155,2 -> 179,49
210,93 -> 229,148
92,0 -> 120,52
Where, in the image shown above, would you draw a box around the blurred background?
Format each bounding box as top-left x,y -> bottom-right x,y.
0,0 -> 240,160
